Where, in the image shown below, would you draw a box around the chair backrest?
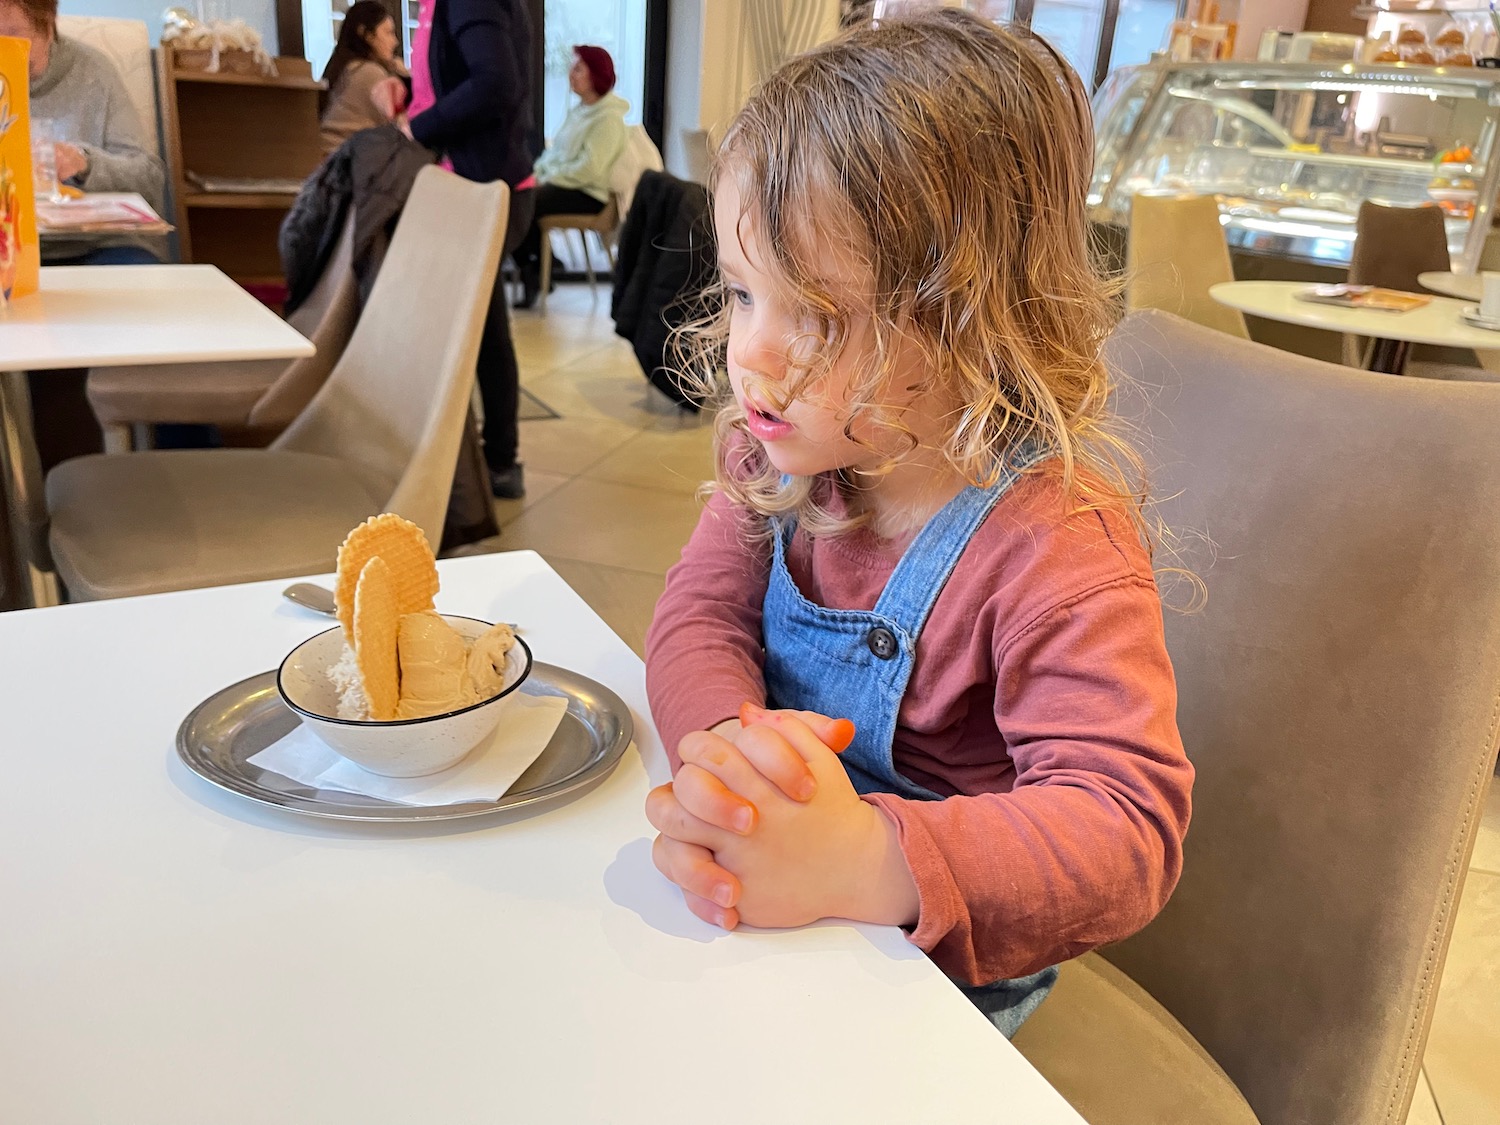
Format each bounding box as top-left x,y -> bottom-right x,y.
56,16 -> 160,159
1126,192 -> 1249,340
272,167 -> 509,547
1102,309 -> 1500,1125
246,213 -> 359,431
610,123 -> 665,218
1349,200 -> 1452,291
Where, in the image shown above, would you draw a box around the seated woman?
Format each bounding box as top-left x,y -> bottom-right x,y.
319,1 -> 409,156
0,0 -> 166,264
512,44 -> 627,309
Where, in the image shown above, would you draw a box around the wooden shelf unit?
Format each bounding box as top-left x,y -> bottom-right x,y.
172,69 -> 324,90
157,49 -> 324,284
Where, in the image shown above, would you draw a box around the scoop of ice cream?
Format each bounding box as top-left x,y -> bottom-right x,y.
395,611 -> 477,720
324,615 -> 517,722
466,622 -> 517,701
328,643 -> 372,720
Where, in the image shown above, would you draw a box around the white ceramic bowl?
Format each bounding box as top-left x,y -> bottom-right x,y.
277,615 -> 533,777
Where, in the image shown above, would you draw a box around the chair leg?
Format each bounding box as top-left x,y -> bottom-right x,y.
539,230 -> 553,313
588,230 -> 613,294
576,229 -> 597,297
102,424 -> 134,454
1341,334 -> 1360,368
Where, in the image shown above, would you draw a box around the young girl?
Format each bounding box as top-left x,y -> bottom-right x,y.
643,9 -> 1193,1038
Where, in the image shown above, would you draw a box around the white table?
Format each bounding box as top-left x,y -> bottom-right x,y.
0,265 -> 313,608
1417,269 -> 1483,303
0,552 -> 1085,1125
1416,268 -> 1488,304
1210,279 -> 1500,374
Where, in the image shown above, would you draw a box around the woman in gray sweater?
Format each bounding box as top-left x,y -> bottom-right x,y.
0,0 -> 165,263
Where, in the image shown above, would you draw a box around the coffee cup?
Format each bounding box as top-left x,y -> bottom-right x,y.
1482,272 -> 1500,322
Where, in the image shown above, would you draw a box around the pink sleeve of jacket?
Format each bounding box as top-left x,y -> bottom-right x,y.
864,576 -> 1193,985
645,490 -> 772,771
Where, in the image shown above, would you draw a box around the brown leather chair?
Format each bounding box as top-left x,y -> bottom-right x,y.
1013,310 -> 1500,1125
1345,201 -> 1477,375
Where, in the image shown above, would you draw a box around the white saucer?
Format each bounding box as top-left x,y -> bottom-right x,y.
1461,306 -> 1500,332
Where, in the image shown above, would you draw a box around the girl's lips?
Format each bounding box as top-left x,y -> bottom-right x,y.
744,403 -> 794,442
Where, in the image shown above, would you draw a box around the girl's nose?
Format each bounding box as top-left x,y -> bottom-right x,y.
731,326 -> 784,383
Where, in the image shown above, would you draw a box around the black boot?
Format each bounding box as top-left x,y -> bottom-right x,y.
514,265 -> 540,310
488,463 -> 525,499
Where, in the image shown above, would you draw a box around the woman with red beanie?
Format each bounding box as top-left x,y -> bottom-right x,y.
512,45 -> 628,309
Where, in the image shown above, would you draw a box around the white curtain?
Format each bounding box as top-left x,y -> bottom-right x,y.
740,0 -> 841,85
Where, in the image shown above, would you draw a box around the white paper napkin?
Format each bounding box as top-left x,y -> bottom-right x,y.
248,692 -> 569,806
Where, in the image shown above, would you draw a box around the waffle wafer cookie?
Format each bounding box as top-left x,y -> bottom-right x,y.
334,513 -> 438,640
353,556 -> 401,722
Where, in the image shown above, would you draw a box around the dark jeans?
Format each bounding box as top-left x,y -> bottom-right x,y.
478,186 -> 536,472
44,244 -> 162,267
512,183 -> 606,285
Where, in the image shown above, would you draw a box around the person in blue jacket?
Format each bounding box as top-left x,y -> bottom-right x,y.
399,0 -> 537,499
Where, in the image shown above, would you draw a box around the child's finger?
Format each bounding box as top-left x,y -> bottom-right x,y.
738,709 -> 845,773
650,833 -> 741,914
744,702 -> 855,754
644,782 -> 733,850
731,723 -> 820,802
683,888 -> 739,931
729,705 -> 822,804
672,762 -> 759,835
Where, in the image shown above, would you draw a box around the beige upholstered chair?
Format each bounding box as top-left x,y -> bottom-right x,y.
1013,310 -> 1500,1125
536,124 -> 664,311
1126,192 -> 1250,340
85,216 -> 359,451
538,192 -> 619,309
56,16 -> 159,158
44,167 -> 509,601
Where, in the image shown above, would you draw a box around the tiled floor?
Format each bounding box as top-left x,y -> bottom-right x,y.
473,285 -> 713,657
495,284 -> 1500,1125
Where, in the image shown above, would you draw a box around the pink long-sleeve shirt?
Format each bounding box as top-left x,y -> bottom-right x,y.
644,473 -> 1193,985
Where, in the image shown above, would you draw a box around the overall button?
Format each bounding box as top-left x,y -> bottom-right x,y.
867,626 -> 898,660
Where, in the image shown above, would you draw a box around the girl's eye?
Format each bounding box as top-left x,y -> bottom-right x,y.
727,286 -> 752,309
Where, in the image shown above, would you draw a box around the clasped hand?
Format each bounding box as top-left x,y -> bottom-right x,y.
645,703 -> 918,931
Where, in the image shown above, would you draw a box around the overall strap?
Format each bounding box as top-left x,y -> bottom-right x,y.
872,442 -> 1051,638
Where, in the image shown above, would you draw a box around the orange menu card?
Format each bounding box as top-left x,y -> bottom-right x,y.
1,34 -> 39,304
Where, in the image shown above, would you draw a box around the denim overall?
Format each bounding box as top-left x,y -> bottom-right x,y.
763,455 -> 1058,1038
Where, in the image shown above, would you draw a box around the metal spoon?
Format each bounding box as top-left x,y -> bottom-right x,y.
282,582 -> 338,616
280,582 -> 520,630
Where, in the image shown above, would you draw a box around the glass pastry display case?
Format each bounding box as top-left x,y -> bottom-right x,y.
1089,60 -> 1500,272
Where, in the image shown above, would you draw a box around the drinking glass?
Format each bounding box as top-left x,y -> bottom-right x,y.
31,116 -> 61,204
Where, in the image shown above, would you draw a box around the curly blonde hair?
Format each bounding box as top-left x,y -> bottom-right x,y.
675,7 -> 1144,542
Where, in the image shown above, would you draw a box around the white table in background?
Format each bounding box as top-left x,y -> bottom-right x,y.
1210,279 -> 1500,374
0,265 -> 313,608
1418,269 -> 1482,303
0,551 -> 1085,1125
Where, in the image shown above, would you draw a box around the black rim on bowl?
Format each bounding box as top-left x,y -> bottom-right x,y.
276,616 -> 534,727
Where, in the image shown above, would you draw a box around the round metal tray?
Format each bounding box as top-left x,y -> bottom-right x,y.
176,662 -> 633,822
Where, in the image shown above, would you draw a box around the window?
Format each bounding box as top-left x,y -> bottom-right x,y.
542,0 -> 646,137
963,0 -> 1179,90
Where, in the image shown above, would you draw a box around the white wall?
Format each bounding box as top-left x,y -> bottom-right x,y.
59,0 -> 279,53
1233,0 -> 1309,59
662,0 -> 702,179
